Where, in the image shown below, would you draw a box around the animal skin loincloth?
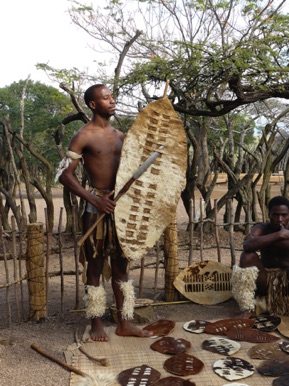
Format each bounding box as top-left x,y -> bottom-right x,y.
80,188 -> 125,282
266,268 -> 289,315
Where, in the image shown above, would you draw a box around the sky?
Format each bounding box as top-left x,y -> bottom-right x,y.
0,0 -> 98,88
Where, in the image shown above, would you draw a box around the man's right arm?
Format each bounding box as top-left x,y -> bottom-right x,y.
243,224 -> 289,252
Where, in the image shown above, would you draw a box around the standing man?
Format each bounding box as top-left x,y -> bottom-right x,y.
231,195 -> 289,317
58,84 -> 152,341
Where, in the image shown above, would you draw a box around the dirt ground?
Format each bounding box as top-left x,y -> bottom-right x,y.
0,185 -> 283,386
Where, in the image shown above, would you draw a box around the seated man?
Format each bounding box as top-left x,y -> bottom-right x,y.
231,195 -> 289,317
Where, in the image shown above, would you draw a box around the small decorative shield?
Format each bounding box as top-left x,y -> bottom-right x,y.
257,359 -> 289,377
280,340 -> 289,354
222,383 -> 249,386
213,357 -> 254,381
202,337 -> 241,356
253,314 -> 281,332
273,375 -> 289,386
143,319 -> 175,338
183,320 -> 210,334
152,376 -> 196,385
248,342 -> 288,360
173,261 -> 232,304
117,364 -> 161,386
204,318 -> 255,335
150,336 -> 191,355
163,353 -> 204,376
278,317 -> 289,338
226,328 -> 280,343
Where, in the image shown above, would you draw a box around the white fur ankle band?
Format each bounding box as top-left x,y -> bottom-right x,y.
231,265 -> 259,312
119,280 -> 135,320
83,285 -> 107,318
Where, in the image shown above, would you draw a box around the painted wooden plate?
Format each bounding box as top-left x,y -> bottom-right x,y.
173,260 -> 232,304
183,319 -> 210,334
150,336 -> 191,355
213,357 -> 254,381
204,318 -> 254,336
164,353 -> 204,376
202,337 -> 241,356
117,364 -> 161,386
143,319 -> 175,338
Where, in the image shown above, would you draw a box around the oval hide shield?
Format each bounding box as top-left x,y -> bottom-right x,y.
173,260 -> 232,304
114,97 -> 187,260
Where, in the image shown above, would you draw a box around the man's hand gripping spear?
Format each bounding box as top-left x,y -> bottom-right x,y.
78,145 -> 164,247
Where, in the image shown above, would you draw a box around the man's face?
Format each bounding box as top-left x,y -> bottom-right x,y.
269,205 -> 289,229
90,86 -> 116,116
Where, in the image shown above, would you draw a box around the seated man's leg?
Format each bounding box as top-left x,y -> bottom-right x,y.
231,252 -> 267,316
240,252 -> 268,295
82,212 -> 108,342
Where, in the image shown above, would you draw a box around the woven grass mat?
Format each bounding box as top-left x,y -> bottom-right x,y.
67,322 -> 281,386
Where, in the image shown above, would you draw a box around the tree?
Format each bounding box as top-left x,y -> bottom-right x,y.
0,80 -> 79,231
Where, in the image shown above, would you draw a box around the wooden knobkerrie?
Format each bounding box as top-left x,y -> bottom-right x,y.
173,260 -> 232,304
114,97 -> 187,261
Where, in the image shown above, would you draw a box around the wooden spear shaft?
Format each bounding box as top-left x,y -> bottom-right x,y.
78,146 -> 164,247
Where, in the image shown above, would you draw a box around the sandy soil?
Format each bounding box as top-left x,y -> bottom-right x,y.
0,185 -> 283,386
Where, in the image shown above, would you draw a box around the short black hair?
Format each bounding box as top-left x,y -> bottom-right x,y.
84,84 -> 105,108
268,195 -> 289,211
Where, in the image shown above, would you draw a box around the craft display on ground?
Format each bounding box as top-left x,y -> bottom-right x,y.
67,317 -> 289,386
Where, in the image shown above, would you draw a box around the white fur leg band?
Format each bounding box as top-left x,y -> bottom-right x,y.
83,285 -> 106,318
119,280 -> 135,320
231,265 -> 259,312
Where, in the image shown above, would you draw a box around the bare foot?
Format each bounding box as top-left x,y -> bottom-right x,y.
116,321 -> 154,337
90,318 -> 109,342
